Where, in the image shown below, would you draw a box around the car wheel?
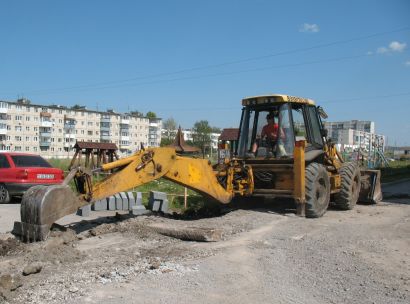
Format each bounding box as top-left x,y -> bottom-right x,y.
0,184 -> 11,204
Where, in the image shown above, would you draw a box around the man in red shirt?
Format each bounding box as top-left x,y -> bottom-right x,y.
252,113 -> 286,155
261,113 -> 279,141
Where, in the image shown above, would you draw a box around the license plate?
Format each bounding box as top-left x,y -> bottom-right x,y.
37,174 -> 54,179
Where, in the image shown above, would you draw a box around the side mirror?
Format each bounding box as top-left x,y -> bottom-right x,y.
317,106 -> 328,119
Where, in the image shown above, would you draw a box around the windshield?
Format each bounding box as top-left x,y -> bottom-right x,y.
11,155 -> 52,168
238,104 -> 294,158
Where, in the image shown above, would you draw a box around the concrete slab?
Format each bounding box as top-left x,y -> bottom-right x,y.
127,192 -> 136,209
148,191 -> 169,213
131,205 -> 150,216
114,194 -> 123,210
120,192 -> 129,210
108,196 -> 116,210
136,192 -> 143,206
76,204 -> 91,217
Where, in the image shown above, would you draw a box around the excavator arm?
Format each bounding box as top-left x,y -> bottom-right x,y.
13,147 -> 253,241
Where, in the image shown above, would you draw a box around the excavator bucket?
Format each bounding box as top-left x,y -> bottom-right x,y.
12,184 -> 82,242
359,169 -> 383,204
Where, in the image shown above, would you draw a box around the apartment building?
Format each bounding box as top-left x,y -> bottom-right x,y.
0,99 -> 162,158
323,120 -> 385,152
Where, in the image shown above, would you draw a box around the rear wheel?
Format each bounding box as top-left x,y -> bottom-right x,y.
305,163 -> 330,218
0,184 -> 10,204
335,162 -> 361,210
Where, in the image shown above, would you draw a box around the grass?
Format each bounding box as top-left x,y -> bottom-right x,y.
380,160 -> 410,183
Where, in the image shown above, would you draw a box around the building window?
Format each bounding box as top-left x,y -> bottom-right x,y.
88,131 -> 93,135
15,146 -> 22,151
25,136 -> 30,141
25,147 -> 30,151
15,115 -> 22,120
26,126 -> 30,131
34,127 -> 38,131
15,136 -> 22,141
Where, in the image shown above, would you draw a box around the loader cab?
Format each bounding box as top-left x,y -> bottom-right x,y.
237,95 -> 326,160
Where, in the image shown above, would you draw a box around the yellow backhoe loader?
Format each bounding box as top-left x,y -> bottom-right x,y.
13,94 -> 382,241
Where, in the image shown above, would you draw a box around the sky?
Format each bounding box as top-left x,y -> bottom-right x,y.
0,0 -> 409,145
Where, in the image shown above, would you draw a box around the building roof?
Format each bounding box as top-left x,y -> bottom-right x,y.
219,128 -> 239,141
74,141 -> 118,150
167,126 -> 200,153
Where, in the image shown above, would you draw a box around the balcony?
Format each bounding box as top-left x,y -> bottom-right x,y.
39,141 -> 51,147
120,142 -> 130,148
120,136 -> 130,141
40,120 -> 53,128
120,124 -> 130,130
101,115 -> 111,123
121,118 -> 130,125
64,133 -> 76,139
39,131 -> 52,137
64,124 -> 75,131
0,106 -> 7,114
100,134 -> 111,141
0,124 -> 7,135
149,122 -> 158,127
100,125 -> 110,131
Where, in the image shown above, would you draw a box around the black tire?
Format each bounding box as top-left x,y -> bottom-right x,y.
0,184 -> 10,204
335,162 -> 361,210
305,163 -> 330,218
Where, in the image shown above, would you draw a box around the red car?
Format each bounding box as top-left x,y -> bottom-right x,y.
0,152 -> 64,203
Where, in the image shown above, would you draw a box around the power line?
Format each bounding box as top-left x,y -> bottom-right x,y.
138,92 -> 410,113
27,53 -> 376,96
16,25 -> 410,96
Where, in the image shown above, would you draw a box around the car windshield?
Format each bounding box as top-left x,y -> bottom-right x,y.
11,155 -> 52,168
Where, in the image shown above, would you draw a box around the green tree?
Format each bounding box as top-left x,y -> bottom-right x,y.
192,120 -> 212,158
146,111 -> 157,119
163,117 -> 177,141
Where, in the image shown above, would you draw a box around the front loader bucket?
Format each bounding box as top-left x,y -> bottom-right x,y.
12,184 -> 82,242
359,169 -> 382,204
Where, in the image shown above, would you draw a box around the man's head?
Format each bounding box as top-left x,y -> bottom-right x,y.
266,113 -> 275,123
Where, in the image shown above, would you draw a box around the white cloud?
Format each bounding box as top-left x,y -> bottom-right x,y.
376,41 -> 407,54
299,23 -> 320,33
366,51 -> 373,56
389,41 -> 406,52
376,47 -> 388,54
405,60 -> 410,67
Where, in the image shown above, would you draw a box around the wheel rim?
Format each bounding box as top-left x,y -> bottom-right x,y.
352,174 -> 360,202
316,178 -> 327,207
0,185 -> 6,202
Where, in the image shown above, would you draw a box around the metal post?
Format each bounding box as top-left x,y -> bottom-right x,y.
294,140 -> 306,216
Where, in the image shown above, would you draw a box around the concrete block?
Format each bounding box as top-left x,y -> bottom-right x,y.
135,192 -> 143,206
76,204 -> 91,217
131,205 -> 150,216
120,192 -> 129,210
100,198 -> 108,210
148,191 -> 169,213
115,194 -> 123,210
127,192 -> 136,209
93,199 -> 107,211
108,196 -> 116,210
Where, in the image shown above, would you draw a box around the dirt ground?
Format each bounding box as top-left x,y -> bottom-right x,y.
0,185 -> 409,304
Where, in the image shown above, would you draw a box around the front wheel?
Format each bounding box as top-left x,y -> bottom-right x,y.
0,184 -> 10,204
305,163 -> 330,218
334,162 -> 361,210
